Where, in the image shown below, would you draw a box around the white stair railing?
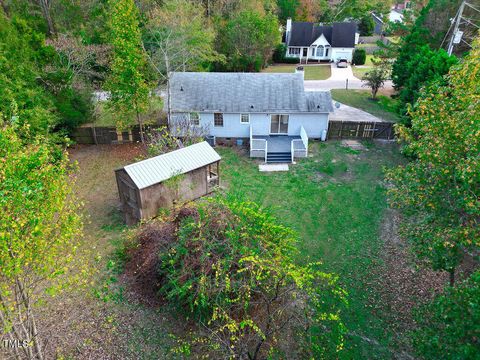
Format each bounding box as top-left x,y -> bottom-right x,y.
291,126 -> 309,163
265,141 -> 268,163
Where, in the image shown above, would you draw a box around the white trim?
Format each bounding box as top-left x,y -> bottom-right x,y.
240,113 -> 250,124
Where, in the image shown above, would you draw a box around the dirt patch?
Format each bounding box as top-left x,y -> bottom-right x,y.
123,222 -> 176,306
373,209 -> 448,353
341,140 -> 367,151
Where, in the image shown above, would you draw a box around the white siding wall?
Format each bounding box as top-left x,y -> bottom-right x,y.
196,112 -> 329,138
288,113 -> 328,138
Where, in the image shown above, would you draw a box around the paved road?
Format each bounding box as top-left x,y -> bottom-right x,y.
304,63 -> 393,91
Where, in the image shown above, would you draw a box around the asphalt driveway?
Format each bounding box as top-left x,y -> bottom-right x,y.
304,63 -> 393,91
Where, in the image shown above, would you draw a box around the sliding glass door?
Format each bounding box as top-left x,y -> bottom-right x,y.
270,114 -> 289,134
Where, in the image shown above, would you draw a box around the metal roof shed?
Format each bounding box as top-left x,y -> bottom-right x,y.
115,142 -> 221,225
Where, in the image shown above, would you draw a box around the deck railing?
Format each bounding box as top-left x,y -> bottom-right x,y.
250,125 -> 268,161
291,126 -> 308,162
300,126 -> 309,157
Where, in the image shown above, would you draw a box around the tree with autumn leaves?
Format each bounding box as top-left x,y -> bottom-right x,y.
106,0 -> 150,143
386,36 -> 480,286
0,124 -> 86,360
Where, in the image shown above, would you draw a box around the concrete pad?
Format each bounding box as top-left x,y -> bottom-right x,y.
259,164 -> 289,172
330,102 -> 384,123
341,140 -> 366,150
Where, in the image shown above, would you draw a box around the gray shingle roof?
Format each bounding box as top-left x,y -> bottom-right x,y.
122,141 -> 220,189
170,72 -> 333,113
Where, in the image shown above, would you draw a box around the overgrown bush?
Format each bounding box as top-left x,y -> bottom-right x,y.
352,49 -> 366,65
145,196 -> 346,358
272,43 -> 299,64
412,271 -> 480,359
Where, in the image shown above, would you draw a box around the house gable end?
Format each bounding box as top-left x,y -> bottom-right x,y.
311,33 -> 331,47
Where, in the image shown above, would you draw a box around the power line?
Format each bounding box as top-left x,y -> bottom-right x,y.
444,1 -> 480,55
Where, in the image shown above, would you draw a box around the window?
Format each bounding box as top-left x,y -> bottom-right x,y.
316,45 -> 324,57
189,112 -> 200,125
311,47 -> 315,56
214,113 -> 223,127
288,47 -> 300,55
240,113 -> 250,124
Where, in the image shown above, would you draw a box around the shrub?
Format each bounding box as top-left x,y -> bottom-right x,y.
150,196 -> 346,358
412,271 -> 480,359
352,49 -> 366,65
272,43 -> 300,64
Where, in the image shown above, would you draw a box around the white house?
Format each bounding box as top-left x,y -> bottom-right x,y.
284,19 -> 358,63
169,72 -> 333,163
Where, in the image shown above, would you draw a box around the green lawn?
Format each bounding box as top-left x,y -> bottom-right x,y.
352,55 -> 377,79
263,64 -> 331,80
218,141 -> 406,358
332,89 -> 401,122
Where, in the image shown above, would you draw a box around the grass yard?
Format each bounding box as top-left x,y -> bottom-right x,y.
332,89 -> 401,122
218,142 -> 407,358
54,140 -> 431,359
352,55 -> 377,79
262,64 -> 331,80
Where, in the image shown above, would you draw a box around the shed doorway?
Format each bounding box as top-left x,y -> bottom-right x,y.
270,114 -> 289,134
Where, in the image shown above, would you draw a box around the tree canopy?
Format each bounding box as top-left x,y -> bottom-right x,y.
105,0 -> 150,142
387,36 -> 480,284
215,10 -> 280,71
0,124 -> 85,359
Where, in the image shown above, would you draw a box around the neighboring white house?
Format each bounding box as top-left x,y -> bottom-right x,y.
169,72 -> 333,163
389,9 -> 404,23
284,19 -> 359,63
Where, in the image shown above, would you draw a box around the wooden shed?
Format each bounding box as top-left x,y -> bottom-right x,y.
115,142 -> 221,225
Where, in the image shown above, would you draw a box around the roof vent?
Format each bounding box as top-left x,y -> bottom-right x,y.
317,105 -> 320,109
180,86 -> 184,91
250,105 -> 254,109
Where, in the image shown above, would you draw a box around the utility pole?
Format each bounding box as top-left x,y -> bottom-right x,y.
447,1 -> 466,55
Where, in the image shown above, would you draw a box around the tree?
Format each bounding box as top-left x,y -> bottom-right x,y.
0,124 -> 84,360
332,0 -> 392,22
392,43 -> 457,120
362,65 -> 388,99
277,0 -> 299,22
143,0 -> 222,125
106,0 -> 150,143
0,11 -> 57,135
216,10 -> 280,71
36,0 -> 56,36
386,36 -> 480,285
358,14 -> 375,36
412,270 -> 480,359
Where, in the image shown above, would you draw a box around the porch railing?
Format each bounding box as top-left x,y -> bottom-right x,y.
300,126 -> 308,157
291,126 -> 308,162
250,125 -> 268,162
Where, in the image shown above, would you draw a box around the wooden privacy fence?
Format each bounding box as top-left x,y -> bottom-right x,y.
71,125 -> 156,144
327,121 -> 395,140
